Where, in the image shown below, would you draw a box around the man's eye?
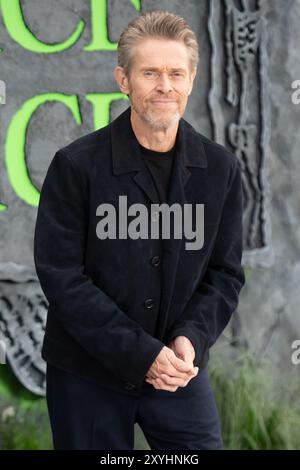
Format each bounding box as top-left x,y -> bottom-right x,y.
144,71 -> 157,78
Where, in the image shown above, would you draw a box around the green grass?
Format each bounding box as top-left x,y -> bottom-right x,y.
0,365 -> 52,449
0,350 -> 300,449
0,396 -> 52,450
209,349 -> 300,450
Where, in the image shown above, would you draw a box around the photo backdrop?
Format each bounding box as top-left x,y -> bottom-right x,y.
0,0 -> 299,396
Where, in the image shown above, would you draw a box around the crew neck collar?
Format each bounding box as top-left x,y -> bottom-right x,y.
139,143 -> 175,157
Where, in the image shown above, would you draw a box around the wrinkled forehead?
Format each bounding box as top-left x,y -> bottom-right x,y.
130,38 -> 191,71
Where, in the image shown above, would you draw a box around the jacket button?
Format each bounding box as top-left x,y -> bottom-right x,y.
144,298 -> 155,309
124,382 -> 136,390
150,255 -> 161,267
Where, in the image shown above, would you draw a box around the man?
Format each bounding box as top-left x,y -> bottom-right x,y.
34,10 -> 245,450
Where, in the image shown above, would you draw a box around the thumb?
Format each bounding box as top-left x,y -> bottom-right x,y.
178,352 -> 199,374
182,352 -> 195,366
183,357 -> 198,375
172,354 -> 195,372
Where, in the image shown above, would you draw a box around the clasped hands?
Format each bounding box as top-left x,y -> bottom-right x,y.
145,336 -> 199,392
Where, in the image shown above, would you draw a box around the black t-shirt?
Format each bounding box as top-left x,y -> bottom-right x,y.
139,143 -> 175,388
139,143 -> 175,204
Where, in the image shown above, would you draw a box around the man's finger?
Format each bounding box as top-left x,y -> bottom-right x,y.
172,355 -> 196,373
149,377 -> 178,392
159,373 -> 196,387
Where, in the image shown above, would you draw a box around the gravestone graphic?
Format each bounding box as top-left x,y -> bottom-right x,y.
208,0 -> 272,267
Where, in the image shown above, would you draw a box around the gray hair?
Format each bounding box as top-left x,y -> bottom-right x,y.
117,10 -> 199,78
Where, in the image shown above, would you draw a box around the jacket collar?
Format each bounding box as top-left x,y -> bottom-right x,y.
110,106 -> 207,178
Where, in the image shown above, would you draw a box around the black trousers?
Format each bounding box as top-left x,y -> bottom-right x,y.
46,362 -> 223,450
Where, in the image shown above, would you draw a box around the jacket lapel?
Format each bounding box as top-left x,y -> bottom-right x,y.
111,106 -> 160,204
132,168 -> 161,205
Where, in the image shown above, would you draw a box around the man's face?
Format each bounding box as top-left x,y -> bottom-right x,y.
115,38 -> 197,130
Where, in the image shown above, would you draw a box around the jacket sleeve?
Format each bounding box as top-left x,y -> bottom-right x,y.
34,150 -> 165,387
165,156 -> 245,369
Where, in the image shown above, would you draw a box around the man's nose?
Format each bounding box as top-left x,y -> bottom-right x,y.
155,72 -> 173,93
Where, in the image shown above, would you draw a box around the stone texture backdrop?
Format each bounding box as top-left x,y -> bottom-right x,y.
0,0 -> 299,398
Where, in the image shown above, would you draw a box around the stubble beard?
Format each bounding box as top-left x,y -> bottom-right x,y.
141,106 -> 181,130
129,93 -> 181,130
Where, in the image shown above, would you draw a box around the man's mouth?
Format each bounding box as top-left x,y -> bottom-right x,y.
151,100 -> 176,105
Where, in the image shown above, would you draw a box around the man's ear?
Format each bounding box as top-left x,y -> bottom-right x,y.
114,66 -> 130,95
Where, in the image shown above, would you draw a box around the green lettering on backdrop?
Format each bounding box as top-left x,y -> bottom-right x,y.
0,0 -> 85,53
86,93 -> 128,129
84,0 -> 141,51
4,93 -> 129,207
0,0 -> 141,52
0,0 -> 139,209
5,94 -> 82,207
